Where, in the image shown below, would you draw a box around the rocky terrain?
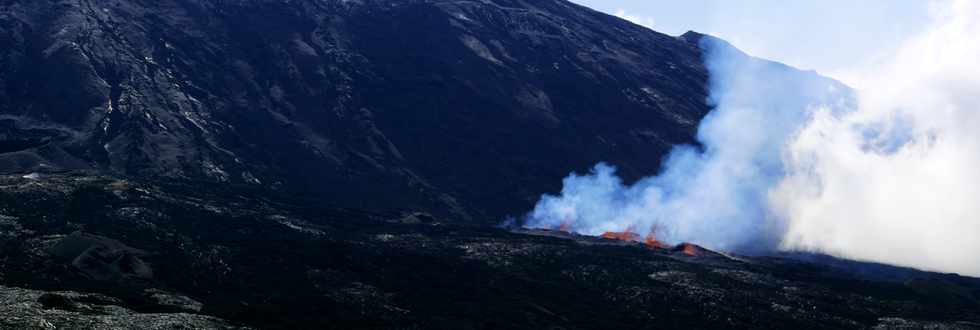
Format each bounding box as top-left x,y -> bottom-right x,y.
0,172 -> 976,329
0,0 -> 978,329
0,284 -> 246,329
0,0 -> 710,222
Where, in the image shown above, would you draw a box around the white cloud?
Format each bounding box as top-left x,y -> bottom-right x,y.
773,0 -> 980,276
614,9 -> 657,30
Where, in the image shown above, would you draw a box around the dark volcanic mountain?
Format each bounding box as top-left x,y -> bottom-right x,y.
0,0 -> 708,222
1,1 -> 979,329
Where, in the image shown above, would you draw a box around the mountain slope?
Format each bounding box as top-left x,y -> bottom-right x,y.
2,1 -> 980,329
0,0 -> 709,221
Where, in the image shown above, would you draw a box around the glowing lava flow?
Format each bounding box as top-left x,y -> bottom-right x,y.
674,243 -> 705,256
600,230 -> 641,242
598,226 -> 672,249
546,223 -> 689,253
643,232 -> 671,249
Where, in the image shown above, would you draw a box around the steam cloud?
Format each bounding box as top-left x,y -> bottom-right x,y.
523,0 -> 980,276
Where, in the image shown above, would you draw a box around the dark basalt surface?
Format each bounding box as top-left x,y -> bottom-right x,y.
0,172 -> 978,329
0,284 -> 247,329
1,1 -> 979,329
0,0 -> 709,222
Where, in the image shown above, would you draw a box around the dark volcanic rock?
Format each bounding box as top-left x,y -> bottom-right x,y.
48,231 -> 153,282
0,172 -> 977,329
0,285 -> 248,329
0,0 -> 709,222
1,1 -> 978,329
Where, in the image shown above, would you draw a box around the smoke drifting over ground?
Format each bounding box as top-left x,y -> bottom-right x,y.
774,1 -> 980,276
524,0 -> 980,276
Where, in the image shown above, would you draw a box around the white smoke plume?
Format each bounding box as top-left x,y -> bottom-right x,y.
523,36 -> 852,253
523,0 -> 980,276
773,0 -> 980,276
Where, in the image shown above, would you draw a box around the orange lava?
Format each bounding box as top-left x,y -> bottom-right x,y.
600,225 -> 639,241
599,226 -> 675,250
677,243 -> 702,256
643,232 -> 671,249
558,221 -> 572,232
600,230 -> 642,242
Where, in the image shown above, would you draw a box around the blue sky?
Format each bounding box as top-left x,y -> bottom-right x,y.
570,1 -> 934,81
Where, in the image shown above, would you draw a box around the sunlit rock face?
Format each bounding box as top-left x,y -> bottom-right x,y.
0,0 -> 712,222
